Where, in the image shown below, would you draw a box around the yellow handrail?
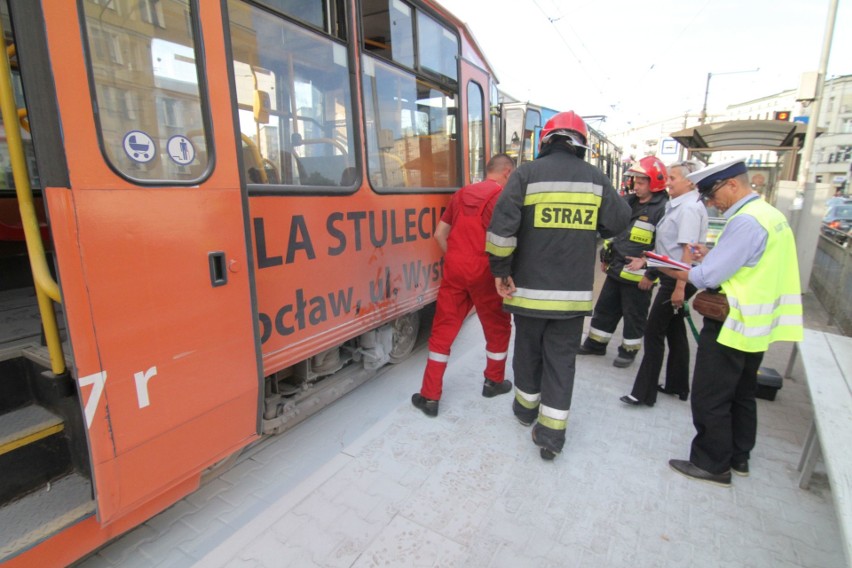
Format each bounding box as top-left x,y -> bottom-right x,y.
241,133 -> 268,184
0,42 -> 65,375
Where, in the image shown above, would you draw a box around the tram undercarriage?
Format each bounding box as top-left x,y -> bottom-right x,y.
260,310 -> 426,435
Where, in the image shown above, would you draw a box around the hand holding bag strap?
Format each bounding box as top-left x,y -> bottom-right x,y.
691,290 -> 730,322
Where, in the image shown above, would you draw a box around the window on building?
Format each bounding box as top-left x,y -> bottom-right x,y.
139,0 -> 166,28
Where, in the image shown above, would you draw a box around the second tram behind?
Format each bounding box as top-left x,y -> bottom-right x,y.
500,99 -> 623,187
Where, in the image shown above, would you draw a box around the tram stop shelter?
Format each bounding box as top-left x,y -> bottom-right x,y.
671,119 -> 813,202
671,118 -> 827,292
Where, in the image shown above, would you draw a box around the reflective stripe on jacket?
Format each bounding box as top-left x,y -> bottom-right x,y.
487,148 -> 630,319
718,199 -> 803,352
605,192 -> 667,284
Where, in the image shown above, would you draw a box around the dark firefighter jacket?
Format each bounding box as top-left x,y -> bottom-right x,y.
603,191 -> 668,283
486,147 -> 630,319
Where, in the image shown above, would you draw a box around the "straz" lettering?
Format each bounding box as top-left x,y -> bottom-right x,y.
534,204 -> 597,230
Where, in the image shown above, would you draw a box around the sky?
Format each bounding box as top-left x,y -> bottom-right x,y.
437,0 -> 852,135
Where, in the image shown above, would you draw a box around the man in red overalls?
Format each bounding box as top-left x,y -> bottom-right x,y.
411,154 -> 516,417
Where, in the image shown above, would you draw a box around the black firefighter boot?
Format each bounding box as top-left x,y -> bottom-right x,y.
578,337 -> 607,356
613,346 -> 638,368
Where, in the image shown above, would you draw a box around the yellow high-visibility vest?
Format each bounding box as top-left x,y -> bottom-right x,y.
718,199 -> 803,352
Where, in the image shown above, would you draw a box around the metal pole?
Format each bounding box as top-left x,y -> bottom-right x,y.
797,0 -> 840,189
698,69 -> 758,126
699,72 -> 711,125
678,112 -> 688,160
793,0 -> 839,294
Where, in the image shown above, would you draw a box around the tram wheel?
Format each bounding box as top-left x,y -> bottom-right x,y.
388,311 -> 420,364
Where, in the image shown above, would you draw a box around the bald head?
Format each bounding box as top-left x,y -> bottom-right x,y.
486,153 -> 515,186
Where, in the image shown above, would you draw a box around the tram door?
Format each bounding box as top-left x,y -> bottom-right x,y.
459,59 -> 492,184
37,2 -> 261,522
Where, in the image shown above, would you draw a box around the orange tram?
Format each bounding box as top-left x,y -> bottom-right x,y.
0,0 -> 510,564
0,1 -> 627,564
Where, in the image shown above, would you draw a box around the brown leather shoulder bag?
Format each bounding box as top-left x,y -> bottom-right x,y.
691,290 -> 729,322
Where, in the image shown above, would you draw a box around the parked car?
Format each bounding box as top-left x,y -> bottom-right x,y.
821,202 -> 852,245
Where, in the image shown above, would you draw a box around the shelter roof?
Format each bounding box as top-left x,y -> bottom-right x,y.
671,120 -> 820,152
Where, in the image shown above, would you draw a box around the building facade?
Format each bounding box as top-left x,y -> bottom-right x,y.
611,74 -> 852,194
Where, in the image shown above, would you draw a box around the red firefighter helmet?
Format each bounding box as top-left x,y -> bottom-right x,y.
540,111 -> 588,149
625,156 -> 667,192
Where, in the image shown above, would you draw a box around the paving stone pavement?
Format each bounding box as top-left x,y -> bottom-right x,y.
74,292 -> 846,568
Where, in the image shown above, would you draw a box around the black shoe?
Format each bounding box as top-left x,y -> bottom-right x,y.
539,447 -> 557,460
669,459 -> 731,487
482,378 -> 513,398
513,399 -> 537,427
532,427 -> 559,461
620,394 -> 641,406
516,415 -> 534,427
613,352 -> 637,368
731,460 -> 749,477
578,342 -> 605,356
620,394 -> 653,407
411,393 -> 438,417
657,385 -> 689,401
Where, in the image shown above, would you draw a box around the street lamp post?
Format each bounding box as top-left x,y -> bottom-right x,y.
699,68 -> 760,125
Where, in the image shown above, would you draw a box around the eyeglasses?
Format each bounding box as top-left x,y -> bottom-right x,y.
699,178 -> 729,203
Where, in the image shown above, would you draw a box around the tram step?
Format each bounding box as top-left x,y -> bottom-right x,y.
0,404 -> 72,506
0,472 -> 95,563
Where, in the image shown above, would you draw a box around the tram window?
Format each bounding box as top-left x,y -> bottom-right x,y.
416,11 -> 458,85
504,108 -> 523,164
363,57 -> 458,191
251,0 -> 345,38
82,0 -> 210,184
362,0 -> 414,68
521,109 -> 540,164
490,82 -> 501,161
0,4 -> 39,191
467,81 -> 485,183
229,0 -> 356,191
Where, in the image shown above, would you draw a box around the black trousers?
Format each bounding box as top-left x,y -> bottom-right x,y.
512,315 -> 583,452
689,318 -> 764,475
629,275 -> 697,404
588,275 -> 652,352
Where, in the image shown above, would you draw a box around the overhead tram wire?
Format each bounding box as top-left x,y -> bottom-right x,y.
531,0 -> 610,114
628,0 -> 714,112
